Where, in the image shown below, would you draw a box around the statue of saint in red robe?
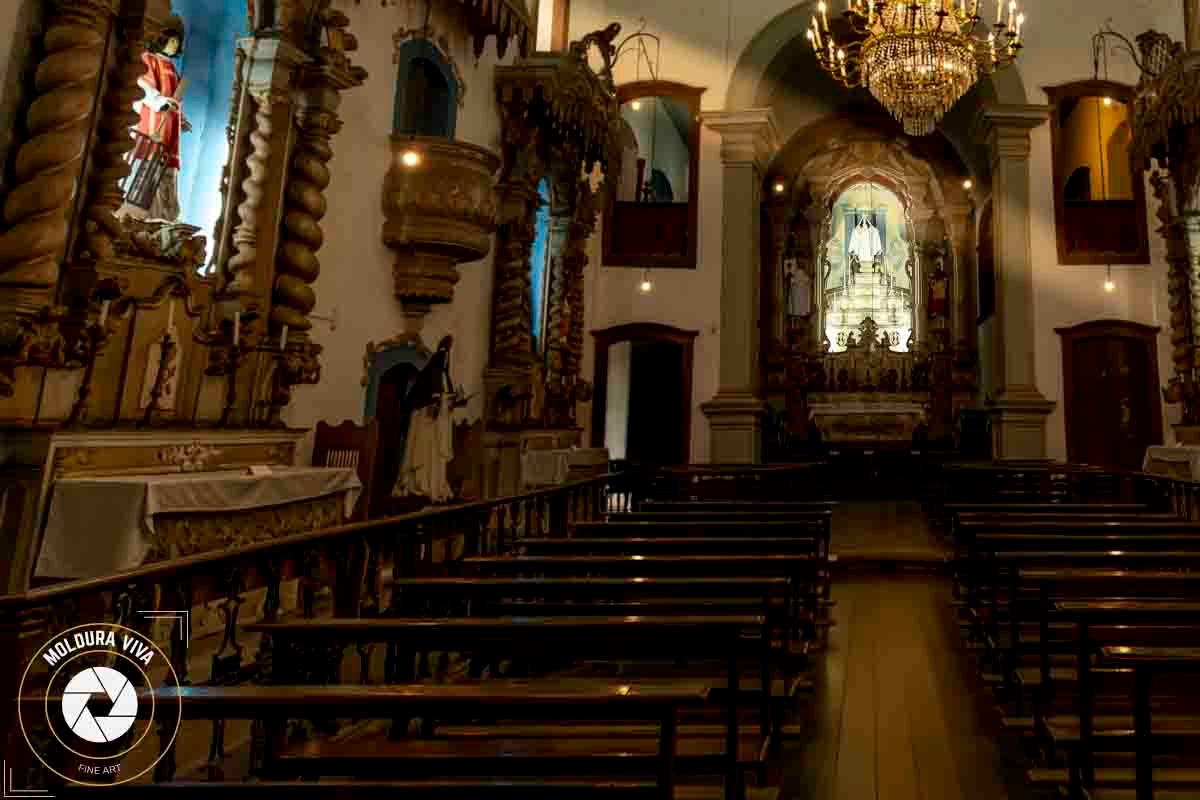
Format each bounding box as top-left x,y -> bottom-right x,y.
122,18 -> 187,222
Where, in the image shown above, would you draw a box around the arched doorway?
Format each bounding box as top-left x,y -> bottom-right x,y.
591,324 -> 697,466
363,340 -> 432,515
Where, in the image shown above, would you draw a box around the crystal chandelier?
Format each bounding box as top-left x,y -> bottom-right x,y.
808,0 -> 1026,136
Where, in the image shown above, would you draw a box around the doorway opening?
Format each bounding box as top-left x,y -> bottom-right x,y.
1057,320 -> 1162,471
592,324 -> 697,467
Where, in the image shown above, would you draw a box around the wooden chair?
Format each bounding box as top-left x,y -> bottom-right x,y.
313,419 -> 380,521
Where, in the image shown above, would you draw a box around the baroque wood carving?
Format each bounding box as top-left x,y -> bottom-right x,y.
487,28 -> 622,426
1132,30 -> 1200,425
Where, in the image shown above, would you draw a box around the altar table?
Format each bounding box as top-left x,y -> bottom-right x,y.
35,466 -> 362,579
1142,445 -> 1200,481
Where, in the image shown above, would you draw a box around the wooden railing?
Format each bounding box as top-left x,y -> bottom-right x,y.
0,472 -> 638,788
639,462 -> 829,503
924,460 -> 1200,523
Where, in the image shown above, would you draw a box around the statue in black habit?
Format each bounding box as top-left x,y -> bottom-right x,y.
392,336 -> 464,503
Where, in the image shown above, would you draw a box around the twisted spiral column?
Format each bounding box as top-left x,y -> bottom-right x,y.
77,22 -> 147,262
225,90 -> 278,295
0,0 -> 109,313
271,109 -> 337,331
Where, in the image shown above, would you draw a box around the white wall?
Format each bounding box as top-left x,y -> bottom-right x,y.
604,340 -> 632,458
581,127 -> 724,462
286,0 -> 513,445
570,0 -> 1187,463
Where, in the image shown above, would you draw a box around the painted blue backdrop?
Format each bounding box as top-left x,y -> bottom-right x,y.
170,0 -> 245,252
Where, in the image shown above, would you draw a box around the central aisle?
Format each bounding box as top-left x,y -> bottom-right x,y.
781,504 -> 1028,800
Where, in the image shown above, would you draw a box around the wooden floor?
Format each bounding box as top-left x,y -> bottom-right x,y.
780,504 -> 1029,800
830,501 -> 949,563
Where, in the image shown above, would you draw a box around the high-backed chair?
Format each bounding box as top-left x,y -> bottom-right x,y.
312,419 -> 380,520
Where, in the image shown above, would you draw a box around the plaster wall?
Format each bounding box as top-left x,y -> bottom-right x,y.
569,0 -> 1186,463
285,0 -> 512,450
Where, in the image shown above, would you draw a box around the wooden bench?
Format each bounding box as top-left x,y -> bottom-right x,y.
66,783 -> 780,800
244,615 -> 769,800
573,519 -> 831,560
1099,645 -> 1200,800
1043,601 -> 1200,792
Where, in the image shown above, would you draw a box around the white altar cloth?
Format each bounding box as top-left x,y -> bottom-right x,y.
35,466 -> 362,579
521,449 -> 571,488
1142,445 -> 1200,480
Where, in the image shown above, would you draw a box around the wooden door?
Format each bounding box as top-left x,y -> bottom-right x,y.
1058,321 -> 1162,470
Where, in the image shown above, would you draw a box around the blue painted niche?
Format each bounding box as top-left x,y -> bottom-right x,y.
393,39 -> 458,137
364,342 -> 432,420
171,0 -> 245,247
529,178 -> 551,353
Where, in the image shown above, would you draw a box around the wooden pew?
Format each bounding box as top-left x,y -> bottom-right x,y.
43,682 -> 708,800
65,781 -> 670,798
965,551 -> 1200,697
461,553 -> 818,645
519,537 -> 819,557
1044,601 -> 1200,795
1100,645 -> 1200,800
948,507 -> 1165,589
573,519 -> 831,560
245,615 -> 768,800
388,575 -> 792,631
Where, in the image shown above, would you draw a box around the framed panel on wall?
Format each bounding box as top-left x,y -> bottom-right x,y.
1045,80 -> 1150,265
603,81 -> 705,269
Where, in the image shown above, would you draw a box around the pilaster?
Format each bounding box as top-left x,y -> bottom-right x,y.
973,104 -> 1055,459
701,108 -> 778,464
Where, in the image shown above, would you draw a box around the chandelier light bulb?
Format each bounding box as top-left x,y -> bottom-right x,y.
401,149 -> 421,167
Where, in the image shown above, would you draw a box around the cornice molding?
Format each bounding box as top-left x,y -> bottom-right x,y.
703,108 -> 780,170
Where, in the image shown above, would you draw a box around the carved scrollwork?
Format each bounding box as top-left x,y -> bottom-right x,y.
0,306 -> 80,396
117,219 -> 209,268
157,442 -> 224,472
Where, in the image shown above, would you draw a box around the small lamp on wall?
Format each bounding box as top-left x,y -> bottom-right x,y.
1104,264 -> 1116,293
639,269 -> 653,294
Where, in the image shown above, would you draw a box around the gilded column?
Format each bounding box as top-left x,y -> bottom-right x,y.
272,103 -> 339,333
702,109 -> 779,464
0,0 -> 109,315
1185,0 -> 1199,51
974,105 -> 1055,459
75,18 -> 149,262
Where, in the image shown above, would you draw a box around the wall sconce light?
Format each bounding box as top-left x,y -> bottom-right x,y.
962,179 -> 973,190
1104,265 -> 1115,292
773,181 -> 786,194
401,149 -> 421,167
639,270 -> 653,294
1102,96 -> 1113,106
631,99 -> 642,110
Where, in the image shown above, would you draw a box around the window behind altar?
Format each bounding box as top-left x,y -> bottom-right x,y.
822,182 -> 914,353
118,0 -> 246,268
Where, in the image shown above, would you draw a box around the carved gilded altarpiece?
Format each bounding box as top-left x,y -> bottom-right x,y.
0,0 -> 369,590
